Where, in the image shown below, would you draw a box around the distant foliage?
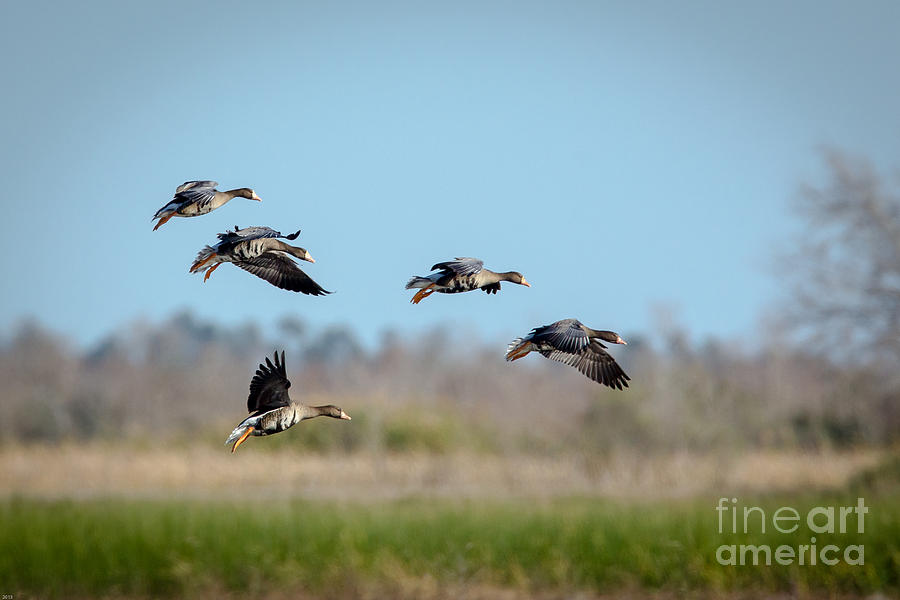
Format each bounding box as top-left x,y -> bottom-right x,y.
782,150 -> 900,365
4,152 -> 899,452
0,306 -> 894,450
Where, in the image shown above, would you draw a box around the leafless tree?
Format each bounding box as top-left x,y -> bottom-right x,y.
781,149 -> 900,366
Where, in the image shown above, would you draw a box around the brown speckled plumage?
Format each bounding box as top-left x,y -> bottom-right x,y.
225,351 -> 350,452
406,257 -> 530,303
190,226 -> 331,295
506,319 -> 630,390
152,181 -> 261,230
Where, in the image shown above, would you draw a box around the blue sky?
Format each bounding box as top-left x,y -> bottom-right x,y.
2,1 -> 899,349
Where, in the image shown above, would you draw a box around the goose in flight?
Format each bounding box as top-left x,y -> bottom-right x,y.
225,351 -> 351,453
190,226 -> 331,295
506,318 -> 630,389
152,181 -> 261,230
406,257 -> 530,304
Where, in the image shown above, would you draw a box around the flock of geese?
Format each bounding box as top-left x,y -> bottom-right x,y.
153,180 -> 630,453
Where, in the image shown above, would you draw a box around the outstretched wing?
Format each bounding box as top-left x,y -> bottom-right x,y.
530,319 -> 590,354
247,350 -> 292,413
174,180 -> 218,208
543,341 -> 631,390
176,180 -> 218,193
431,257 -> 484,276
235,254 -> 331,295
217,226 -> 282,243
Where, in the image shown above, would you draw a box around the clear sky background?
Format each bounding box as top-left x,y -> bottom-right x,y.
2,1 -> 898,349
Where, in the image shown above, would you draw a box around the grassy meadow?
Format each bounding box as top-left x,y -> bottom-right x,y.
3,309 -> 900,598
2,457 -> 899,599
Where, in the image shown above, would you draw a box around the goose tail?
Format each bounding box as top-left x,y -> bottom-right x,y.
190,246 -> 217,273
405,276 -> 433,289
505,338 -> 532,361
225,416 -> 260,453
152,210 -> 177,230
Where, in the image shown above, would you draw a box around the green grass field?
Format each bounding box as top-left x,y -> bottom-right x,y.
2,493 -> 898,598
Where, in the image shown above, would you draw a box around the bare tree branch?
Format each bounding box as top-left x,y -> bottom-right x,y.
781,149 -> 900,365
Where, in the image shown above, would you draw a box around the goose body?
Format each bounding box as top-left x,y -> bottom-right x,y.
152,181 -> 261,230
506,318 -> 630,389
406,257 -> 530,303
225,351 -> 351,453
190,226 -> 331,295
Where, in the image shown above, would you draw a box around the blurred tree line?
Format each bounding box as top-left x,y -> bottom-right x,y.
0,150 -> 897,452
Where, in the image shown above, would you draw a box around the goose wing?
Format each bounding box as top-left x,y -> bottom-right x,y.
217,226 -> 282,243
544,341 -> 630,390
431,257 -> 484,276
174,180 -> 218,208
176,180 -> 218,193
247,350 -> 292,413
529,319 -> 590,354
235,253 -> 331,295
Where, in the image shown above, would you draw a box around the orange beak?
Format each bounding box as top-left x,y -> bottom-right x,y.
521,279 -> 531,287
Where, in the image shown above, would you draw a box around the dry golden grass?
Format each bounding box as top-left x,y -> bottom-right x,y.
0,444 -> 883,500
